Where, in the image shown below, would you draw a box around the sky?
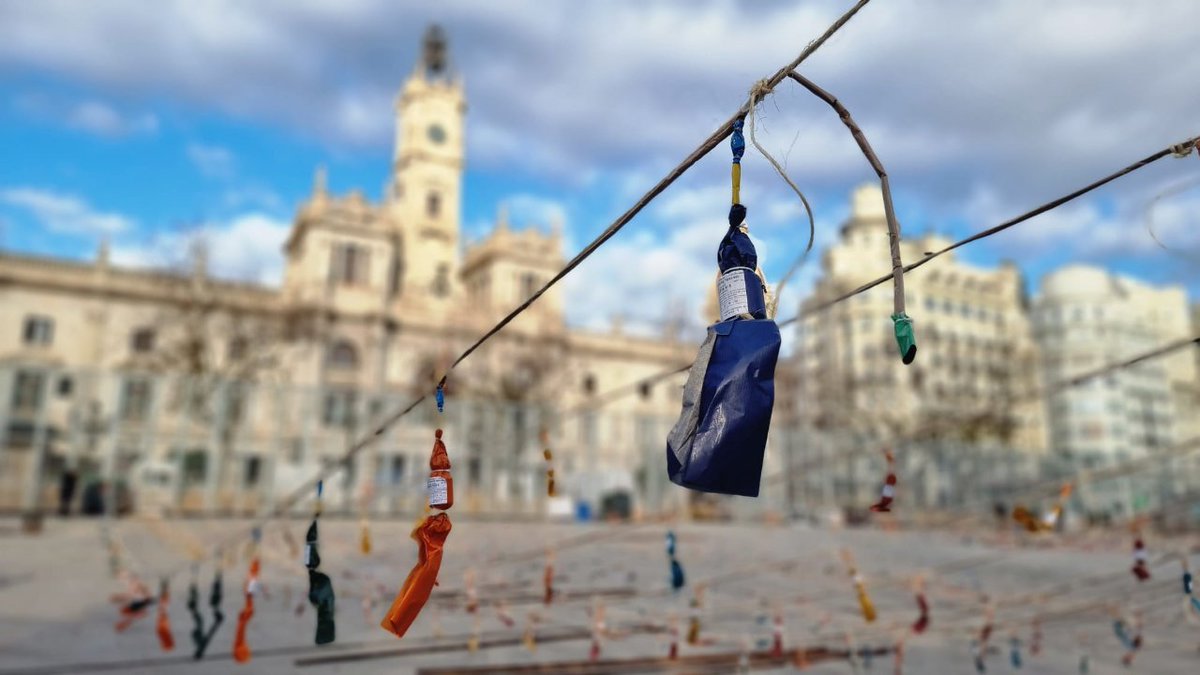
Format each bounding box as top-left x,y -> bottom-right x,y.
1,0 -> 1198,337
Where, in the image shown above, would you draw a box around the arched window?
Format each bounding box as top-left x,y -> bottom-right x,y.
426,191 -> 441,218
327,340 -> 359,370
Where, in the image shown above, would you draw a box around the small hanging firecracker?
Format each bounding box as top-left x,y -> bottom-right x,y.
112,572 -> 155,633
464,568 -> 479,614
543,550 -> 556,605
910,577 -> 930,635
666,116 -> 780,498
666,531 -> 686,592
156,578 -> 175,651
522,612 -> 539,653
1111,609 -> 1143,667
770,609 -> 785,658
466,612 -> 482,653
841,549 -> 877,623
233,529 -> 262,663
970,602 -> 995,674
380,428 -> 453,638
495,600 -> 515,628
540,428 -> 556,498
305,481 -> 336,645
667,614 -> 680,660
1009,635 -> 1023,670
588,599 -> 606,661
686,585 -> 705,645
870,449 -> 898,513
1130,534 -> 1150,582
1029,617 -> 1042,657
844,632 -> 863,674
1182,555 -> 1200,621
188,564 -> 224,660
359,517 -> 372,557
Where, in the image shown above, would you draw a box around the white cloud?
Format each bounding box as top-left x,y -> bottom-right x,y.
15,94 -> 158,138
111,212 -> 290,285
65,100 -> 158,137
504,194 -> 567,229
187,142 -> 236,179
0,187 -> 133,235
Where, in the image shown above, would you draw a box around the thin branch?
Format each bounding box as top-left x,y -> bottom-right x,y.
787,71 -> 907,319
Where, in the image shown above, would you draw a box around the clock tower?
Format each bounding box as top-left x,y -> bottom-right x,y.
390,25 -> 466,304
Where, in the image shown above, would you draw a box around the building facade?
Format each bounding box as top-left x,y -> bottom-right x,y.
793,184 -> 1049,453
0,27 -> 695,517
1032,265 -> 1200,516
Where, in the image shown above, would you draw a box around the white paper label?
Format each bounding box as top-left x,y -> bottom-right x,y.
303,543 -> 313,567
718,268 -> 751,320
428,476 -> 448,507
881,484 -> 895,498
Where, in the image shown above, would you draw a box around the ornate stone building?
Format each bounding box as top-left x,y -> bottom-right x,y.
0,27 -> 693,516
794,184 -> 1049,452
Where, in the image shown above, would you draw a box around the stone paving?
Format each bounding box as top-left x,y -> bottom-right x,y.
0,516 -> 1197,674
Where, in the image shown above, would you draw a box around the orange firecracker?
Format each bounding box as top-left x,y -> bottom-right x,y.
232,557 -> 260,663
428,429 -> 453,510
156,579 -> 175,651
380,428 -> 454,639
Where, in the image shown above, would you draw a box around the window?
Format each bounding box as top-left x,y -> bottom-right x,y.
181,449 -> 207,485
119,378 -> 153,422
330,243 -> 370,286
431,263 -> 450,297
426,191 -> 441,218
57,376 -> 73,397
321,389 -> 358,427
243,456 -> 261,487
327,340 -> 359,370
390,455 -> 407,485
227,337 -> 248,361
10,370 -> 45,413
131,328 -> 156,353
638,382 -> 652,401
389,253 -> 403,296
22,315 -> 54,346
520,272 -> 537,299
583,374 -> 596,395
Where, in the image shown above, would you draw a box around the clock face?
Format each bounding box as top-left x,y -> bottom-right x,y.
427,124 -> 447,145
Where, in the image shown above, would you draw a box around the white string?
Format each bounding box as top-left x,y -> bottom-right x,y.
746,79 -> 816,318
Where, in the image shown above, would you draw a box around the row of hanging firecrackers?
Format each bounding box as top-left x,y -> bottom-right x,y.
305,481 -> 336,645
232,528 -> 262,663
187,560 -> 224,660
841,549 -> 877,623
1012,482 -> 1072,533
666,116 -> 780,497
380,426 -> 453,638
666,531 -> 686,592
870,449 -> 898,512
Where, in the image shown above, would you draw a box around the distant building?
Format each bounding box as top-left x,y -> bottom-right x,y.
1032,266 -> 1199,515
0,27 -> 692,516
794,184 -> 1048,453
